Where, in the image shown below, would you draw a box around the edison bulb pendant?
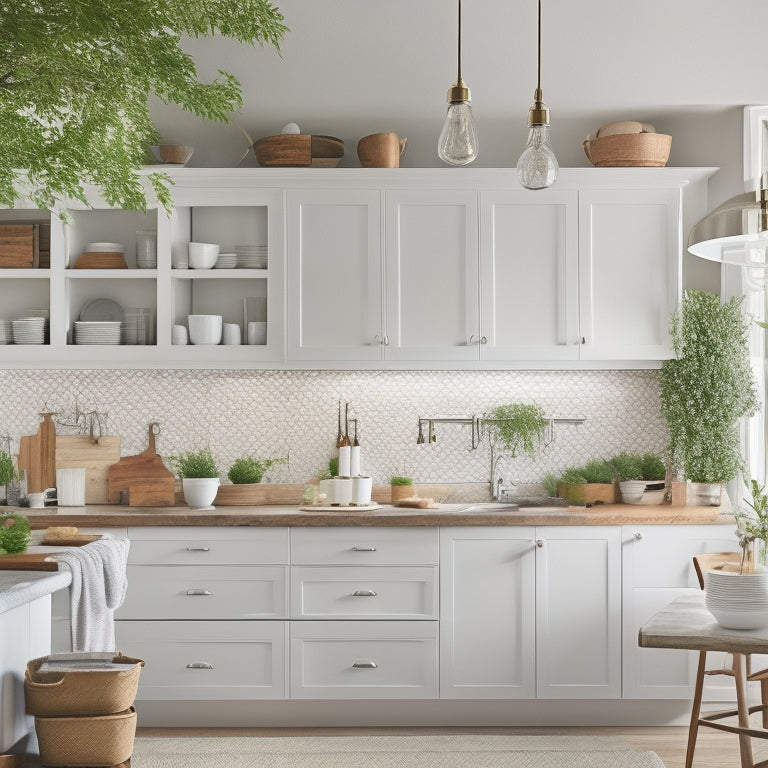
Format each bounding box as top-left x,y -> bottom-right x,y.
517,124 -> 559,189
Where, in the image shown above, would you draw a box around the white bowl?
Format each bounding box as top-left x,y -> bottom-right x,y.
188,242 -> 219,269
709,607 -> 768,630
187,314 -> 222,345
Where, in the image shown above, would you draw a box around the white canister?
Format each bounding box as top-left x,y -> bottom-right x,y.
338,446 -> 351,477
334,477 -> 353,507
222,323 -> 241,345
350,445 -> 361,477
28,488 -> 56,508
247,321 -> 267,345
351,475 -> 373,506
56,468 -> 87,506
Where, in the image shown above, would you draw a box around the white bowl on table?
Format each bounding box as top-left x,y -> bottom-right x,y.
188,242 -> 219,269
187,314 -> 222,345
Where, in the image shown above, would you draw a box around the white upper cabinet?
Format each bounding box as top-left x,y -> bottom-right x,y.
286,188 -> 383,361
384,190 -> 479,361
578,187 -> 681,361
479,189 -> 579,361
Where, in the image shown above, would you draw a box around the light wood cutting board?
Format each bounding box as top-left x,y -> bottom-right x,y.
56,435 -> 121,504
17,412 -> 56,493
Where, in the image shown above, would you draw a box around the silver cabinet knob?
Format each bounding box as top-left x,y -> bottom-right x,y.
351,546 -> 377,552
186,546 -> 210,552
469,335 -> 488,345
634,531 -> 643,540
536,539 -> 544,548
186,662 -> 214,669
373,335 -> 390,346
352,661 -> 378,669
186,589 -> 213,596
352,589 -> 377,597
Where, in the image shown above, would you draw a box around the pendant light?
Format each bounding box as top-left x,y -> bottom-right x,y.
438,0 -> 479,166
516,0 -> 558,189
688,175 -> 768,266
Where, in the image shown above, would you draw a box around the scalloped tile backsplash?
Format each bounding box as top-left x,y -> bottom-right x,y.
0,369 -> 666,489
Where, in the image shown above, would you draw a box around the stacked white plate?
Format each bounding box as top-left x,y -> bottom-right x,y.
0,319 -> 13,344
12,317 -> 45,344
235,245 -> 268,269
85,242 -> 125,254
214,252 -> 237,269
74,321 -> 122,345
704,567 -> 768,629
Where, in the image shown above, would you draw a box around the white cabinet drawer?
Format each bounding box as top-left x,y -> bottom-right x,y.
291,527 -> 438,565
291,566 -> 438,619
117,565 -> 288,619
127,527 -> 289,565
290,621 -> 438,699
116,620 -> 287,700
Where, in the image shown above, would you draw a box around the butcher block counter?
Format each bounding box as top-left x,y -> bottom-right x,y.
16,502 -> 736,528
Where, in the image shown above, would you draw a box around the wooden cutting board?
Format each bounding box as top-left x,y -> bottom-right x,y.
17,412 -> 56,493
56,435 -> 121,504
0,553 -> 58,571
107,423 -> 175,506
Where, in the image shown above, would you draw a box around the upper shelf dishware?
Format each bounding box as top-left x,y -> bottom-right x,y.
188,242 -> 219,269
188,314 -> 222,345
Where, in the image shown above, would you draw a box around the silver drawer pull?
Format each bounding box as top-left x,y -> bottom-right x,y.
186,662 -> 214,670
351,546 -> 377,552
352,589 -> 377,597
352,661 -> 378,669
186,546 -> 210,552
186,589 -> 213,596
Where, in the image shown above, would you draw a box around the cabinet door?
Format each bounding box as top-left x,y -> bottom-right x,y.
578,188 -> 681,361
536,526 -> 622,699
440,527 -> 536,699
384,190 -> 479,361
480,190 -> 579,361
622,523 -> 742,701
286,189 -> 383,361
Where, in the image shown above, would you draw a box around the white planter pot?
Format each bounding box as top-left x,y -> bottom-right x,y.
688,481 -> 723,507
182,477 -> 220,508
619,480 -> 647,504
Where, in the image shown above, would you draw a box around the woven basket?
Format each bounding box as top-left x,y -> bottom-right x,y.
35,706 -> 136,767
557,481 -> 619,505
25,653 -> 143,717
583,132 -> 672,167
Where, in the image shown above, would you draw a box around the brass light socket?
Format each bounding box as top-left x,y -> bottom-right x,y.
447,79 -> 471,104
527,88 -> 550,127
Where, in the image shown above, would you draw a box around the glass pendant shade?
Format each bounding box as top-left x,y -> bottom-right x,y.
517,123 -> 558,189
438,0 -> 478,167
439,94 -> 479,166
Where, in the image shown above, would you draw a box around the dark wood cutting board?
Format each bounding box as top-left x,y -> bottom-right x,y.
0,553 -> 58,570
107,423 -> 175,506
17,412 -> 56,493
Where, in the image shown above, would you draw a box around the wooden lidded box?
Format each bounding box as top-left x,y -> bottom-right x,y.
0,222 -> 51,268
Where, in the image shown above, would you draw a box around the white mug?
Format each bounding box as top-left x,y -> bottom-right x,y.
28,488 -> 56,508
171,324 -> 188,345
247,321 -> 267,345
56,468 -> 86,506
351,476 -> 373,506
222,323 -> 241,345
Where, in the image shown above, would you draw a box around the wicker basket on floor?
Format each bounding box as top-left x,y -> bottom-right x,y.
25,653 -> 144,717
35,706 -> 136,767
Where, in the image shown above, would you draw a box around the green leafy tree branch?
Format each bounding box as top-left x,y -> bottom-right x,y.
0,0 -> 288,213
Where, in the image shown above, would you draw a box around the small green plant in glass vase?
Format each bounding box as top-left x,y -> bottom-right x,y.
659,290 -> 758,506
736,479 -> 768,567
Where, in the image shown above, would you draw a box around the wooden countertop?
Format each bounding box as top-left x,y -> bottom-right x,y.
18,503 -> 737,528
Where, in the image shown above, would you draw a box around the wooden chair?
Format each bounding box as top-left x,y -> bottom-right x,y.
687,553 -> 768,768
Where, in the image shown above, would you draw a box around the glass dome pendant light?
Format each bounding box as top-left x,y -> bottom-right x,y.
516,0 -> 559,189
438,0 -> 479,166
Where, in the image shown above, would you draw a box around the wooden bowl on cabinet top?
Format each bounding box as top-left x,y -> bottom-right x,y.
583,132 -> 671,167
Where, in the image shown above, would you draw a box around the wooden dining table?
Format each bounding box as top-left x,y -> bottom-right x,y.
639,591 -> 768,768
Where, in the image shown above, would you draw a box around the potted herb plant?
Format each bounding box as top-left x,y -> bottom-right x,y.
611,452 -> 646,504
390,475 -> 414,504
227,456 -> 287,485
556,458 -> 618,505
659,290 -> 758,505
0,512 -> 31,554
169,447 -> 220,508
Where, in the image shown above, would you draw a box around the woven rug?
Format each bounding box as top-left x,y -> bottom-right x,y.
131,734 -> 665,767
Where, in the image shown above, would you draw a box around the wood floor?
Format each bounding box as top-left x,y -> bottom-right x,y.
137,724 -> 768,768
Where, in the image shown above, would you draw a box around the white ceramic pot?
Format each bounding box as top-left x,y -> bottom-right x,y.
182,477 -> 220,508
688,481 -> 723,507
619,480 -> 647,504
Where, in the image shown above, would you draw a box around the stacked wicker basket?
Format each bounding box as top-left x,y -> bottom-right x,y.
24,653 -> 143,767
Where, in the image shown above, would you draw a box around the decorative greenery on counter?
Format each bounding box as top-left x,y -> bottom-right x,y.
738,479 -> 768,546
0,513 -> 30,554
0,438 -> 14,487
169,447 -> 219,479
0,0 -> 288,214
484,403 -> 548,458
659,290 -> 758,484
227,456 -> 287,485
390,476 -> 413,486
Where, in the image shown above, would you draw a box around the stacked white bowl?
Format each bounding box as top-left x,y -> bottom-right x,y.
704,567 -> 768,629
187,314 -> 222,345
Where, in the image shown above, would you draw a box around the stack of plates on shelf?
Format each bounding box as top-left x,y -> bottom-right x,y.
704,567 -> 768,629
235,245 -> 268,269
74,321 -> 122,345
80,297 -> 125,324
124,308 -> 154,345
214,253 -> 237,269
0,319 -> 14,344
12,317 -> 46,344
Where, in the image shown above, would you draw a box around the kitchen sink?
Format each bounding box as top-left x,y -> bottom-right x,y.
458,501 -> 567,514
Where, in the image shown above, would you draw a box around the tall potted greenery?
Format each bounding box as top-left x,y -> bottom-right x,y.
658,290 -> 758,505
1,0 -> 287,213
